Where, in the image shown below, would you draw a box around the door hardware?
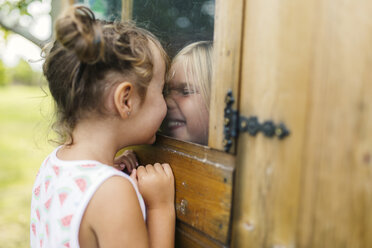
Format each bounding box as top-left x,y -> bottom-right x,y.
223,90 -> 290,152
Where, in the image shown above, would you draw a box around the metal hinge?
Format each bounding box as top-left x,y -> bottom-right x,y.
223,90 -> 290,152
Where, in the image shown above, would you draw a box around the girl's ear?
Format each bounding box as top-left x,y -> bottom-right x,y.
114,82 -> 134,119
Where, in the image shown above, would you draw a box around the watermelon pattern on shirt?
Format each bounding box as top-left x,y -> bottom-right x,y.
30,147 -> 146,248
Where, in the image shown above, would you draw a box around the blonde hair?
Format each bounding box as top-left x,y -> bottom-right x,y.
170,41 -> 213,110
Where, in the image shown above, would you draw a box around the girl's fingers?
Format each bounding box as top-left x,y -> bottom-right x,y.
153,163 -> 164,174
130,169 -> 138,187
124,158 -> 134,171
145,164 -> 155,174
113,163 -> 123,171
121,157 -> 132,171
113,156 -> 130,171
161,163 -> 173,178
123,150 -> 134,168
127,152 -> 139,167
122,150 -> 139,170
137,165 -> 148,178
128,155 -> 137,170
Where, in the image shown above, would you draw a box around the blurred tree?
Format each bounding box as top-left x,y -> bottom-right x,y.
0,0 -> 65,48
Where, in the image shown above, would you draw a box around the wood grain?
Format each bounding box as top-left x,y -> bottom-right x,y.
175,221 -> 228,248
126,135 -> 235,245
297,1 -> 372,247
231,0 -> 372,247
208,0 -> 244,151
121,0 -> 132,21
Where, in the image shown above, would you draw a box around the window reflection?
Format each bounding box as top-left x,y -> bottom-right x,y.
132,0 -> 214,57
75,0 -> 122,20
132,0 -> 215,146
78,0 -> 215,145
162,41 -> 213,145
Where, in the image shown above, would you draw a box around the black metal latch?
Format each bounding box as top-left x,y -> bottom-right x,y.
223,90 -> 290,152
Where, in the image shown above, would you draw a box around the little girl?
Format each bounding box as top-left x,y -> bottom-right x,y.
162,41 -> 213,145
30,5 -> 175,248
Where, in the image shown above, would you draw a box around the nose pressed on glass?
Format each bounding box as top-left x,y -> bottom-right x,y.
130,0 -> 215,146
162,41 -> 213,145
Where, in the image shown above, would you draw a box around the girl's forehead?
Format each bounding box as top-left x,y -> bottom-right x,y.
149,42 -> 166,76
170,60 -> 188,77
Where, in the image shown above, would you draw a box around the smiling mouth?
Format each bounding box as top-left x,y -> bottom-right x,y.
167,120 -> 186,131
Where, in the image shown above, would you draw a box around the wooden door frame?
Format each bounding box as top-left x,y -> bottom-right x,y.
120,0 -> 246,246
208,0 -> 245,152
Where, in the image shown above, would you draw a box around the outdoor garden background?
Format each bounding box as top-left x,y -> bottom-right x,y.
1,1 -> 56,247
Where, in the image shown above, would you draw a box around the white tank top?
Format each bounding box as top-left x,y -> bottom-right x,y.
30,146 -> 146,248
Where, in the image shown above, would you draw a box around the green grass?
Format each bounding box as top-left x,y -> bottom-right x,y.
0,85 -> 54,248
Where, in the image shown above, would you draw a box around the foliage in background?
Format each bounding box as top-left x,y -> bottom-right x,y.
0,85 -> 53,248
0,0 -> 34,20
0,60 -> 11,86
0,59 -> 46,87
0,0 -> 53,48
10,59 -> 46,86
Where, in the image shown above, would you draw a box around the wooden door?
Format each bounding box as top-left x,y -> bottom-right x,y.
120,0 -> 243,247
72,0 -> 372,246
131,136 -> 234,247
231,0 -> 372,247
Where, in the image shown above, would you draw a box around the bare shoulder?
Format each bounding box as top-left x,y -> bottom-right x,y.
89,176 -> 139,211
80,176 -> 148,248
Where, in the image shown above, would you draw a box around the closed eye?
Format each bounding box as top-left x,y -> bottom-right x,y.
181,88 -> 196,96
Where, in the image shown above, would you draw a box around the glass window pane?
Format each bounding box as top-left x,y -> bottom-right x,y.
132,0 -> 215,146
75,0 -> 215,146
75,0 -> 122,21
133,0 -> 214,57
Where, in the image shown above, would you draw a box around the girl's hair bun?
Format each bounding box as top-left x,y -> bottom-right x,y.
55,5 -> 104,64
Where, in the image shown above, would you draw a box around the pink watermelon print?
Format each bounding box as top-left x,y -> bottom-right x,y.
80,163 -> 97,168
53,165 -> 60,176
36,209 -> 40,221
46,223 -> 49,237
40,239 -> 43,247
63,241 -> 70,248
34,185 -> 41,198
75,178 -> 87,192
44,176 -> 52,192
45,181 -> 50,192
61,214 -> 73,227
59,192 -> 68,206
31,223 -> 36,236
44,197 -> 52,210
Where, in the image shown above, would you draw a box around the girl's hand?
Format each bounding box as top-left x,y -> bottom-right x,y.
137,163 -> 175,210
114,150 -> 139,174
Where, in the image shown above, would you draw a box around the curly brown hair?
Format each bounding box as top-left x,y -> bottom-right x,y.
43,5 -> 168,145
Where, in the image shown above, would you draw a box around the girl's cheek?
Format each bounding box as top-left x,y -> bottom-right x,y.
161,98 -> 167,119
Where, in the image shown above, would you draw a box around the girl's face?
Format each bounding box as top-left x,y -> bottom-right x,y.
131,42 -> 167,144
163,61 -> 209,145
